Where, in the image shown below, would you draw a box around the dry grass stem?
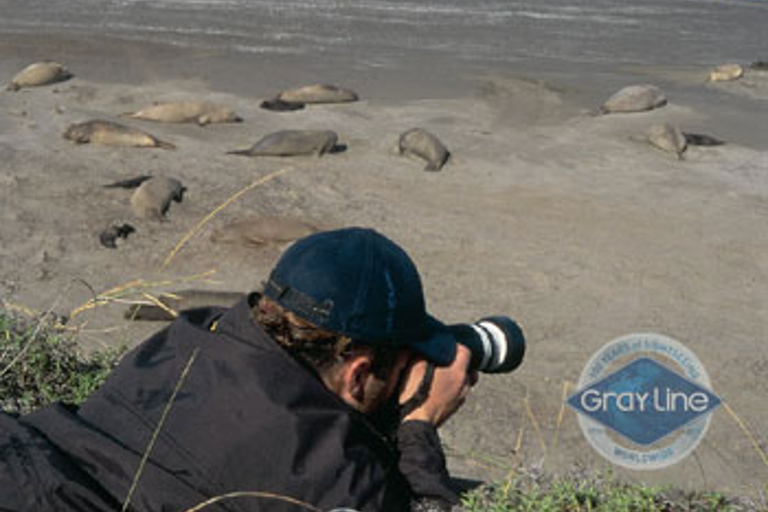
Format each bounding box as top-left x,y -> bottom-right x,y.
181,491 -> 322,512
161,167 -> 290,270
122,347 -> 200,512
723,401 -> 768,472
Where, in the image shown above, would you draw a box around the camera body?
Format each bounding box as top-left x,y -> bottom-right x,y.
449,316 -> 525,373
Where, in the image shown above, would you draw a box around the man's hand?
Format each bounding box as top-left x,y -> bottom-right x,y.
399,344 -> 478,427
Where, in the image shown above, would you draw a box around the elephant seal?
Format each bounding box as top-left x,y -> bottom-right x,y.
125,289 -> 246,321
276,84 -> 359,104
598,84 -> 667,114
103,175 -> 153,189
646,123 -> 687,160
64,120 -> 175,149
227,130 -> 339,157
7,61 -> 72,91
122,101 -> 242,125
260,98 -> 306,112
130,177 -> 185,220
684,133 -> 725,146
397,128 -> 450,171
709,63 -> 743,82
99,223 -> 135,249
211,216 -> 318,248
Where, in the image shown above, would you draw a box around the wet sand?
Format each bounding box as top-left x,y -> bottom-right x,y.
1,34 -> 767,498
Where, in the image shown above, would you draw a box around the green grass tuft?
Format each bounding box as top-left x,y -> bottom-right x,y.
0,309 -> 123,414
461,470 -> 766,512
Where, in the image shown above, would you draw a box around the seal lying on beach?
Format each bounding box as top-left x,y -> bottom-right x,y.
7,61 -> 72,91
683,133 -> 725,146
121,101 -> 243,125
103,175 -> 153,189
227,130 -> 339,157
64,120 -> 176,149
130,176 -> 185,220
210,216 -> 318,248
99,223 -> 135,249
647,123 -> 687,160
277,84 -> 359,104
260,99 -> 306,112
750,61 -> 768,71
709,64 -> 743,82
124,289 -> 246,321
598,85 -> 667,114
397,128 -> 451,171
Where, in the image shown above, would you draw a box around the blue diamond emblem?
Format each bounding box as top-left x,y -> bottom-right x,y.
567,357 -> 721,446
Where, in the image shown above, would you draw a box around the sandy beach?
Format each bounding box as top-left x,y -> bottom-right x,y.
1,30 -> 767,499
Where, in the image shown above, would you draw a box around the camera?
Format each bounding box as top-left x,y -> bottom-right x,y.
449,316 -> 525,373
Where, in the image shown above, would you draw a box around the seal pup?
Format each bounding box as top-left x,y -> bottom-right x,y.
227,130 -> 339,157
260,98 -> 306,112
276,84 -> 358,104
99,223 -> 135,249
683,133 -> 724,146
103,175 -> 153,189
130,177 -> 185,220
210,216 -> 318,248
7,61 -> 72,91
64,120 -> 175,149
598,85 -> 667,114
397,128 -> 450,171
646,123 -> 687,160
125,289 -> 247,321
709,63 -> 743,82
121,101 -> 243,126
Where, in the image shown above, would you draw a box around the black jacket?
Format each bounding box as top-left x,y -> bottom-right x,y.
0,295 -> 457,511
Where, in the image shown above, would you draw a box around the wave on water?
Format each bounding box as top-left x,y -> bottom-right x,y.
0,0 -> 766,69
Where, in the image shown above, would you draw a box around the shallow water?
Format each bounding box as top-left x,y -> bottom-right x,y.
1,0 -> 766,72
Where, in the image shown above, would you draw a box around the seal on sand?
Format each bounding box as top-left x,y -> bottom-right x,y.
260,98 -> 306,112
276,84 -> 359,104
7,61 -> 72,91
598,85 -> 667,114
124,289 -> 246,321
103,175 -> 153,189
121,101 -> 243,126
227,130 -> 339,157
709,64 -> 743,82
397,128 -> 450,171
130,177 -> 185,220
683,133 -> 725,146
99,223 -> 135,249
64,120 -> 176,149
646,123 -> 687,160
210,216 -> 318,248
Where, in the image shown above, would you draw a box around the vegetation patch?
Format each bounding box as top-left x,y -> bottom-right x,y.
0,309 -> 123,414
461,470 -> 766,512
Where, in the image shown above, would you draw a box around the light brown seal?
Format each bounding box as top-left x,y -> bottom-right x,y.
646,123 -> 687,160
227,130 -> 339,157
397,128 -> 450,171
124,289 -> 246,321
277,84 -> 358,104
130,177 -> 185,220
210,216 -> 318,247
7,61 -> 72,91
122,101 -> 243,125
599,85 -> 667,114
64,120 -> 175,149
709,63 -> 743,82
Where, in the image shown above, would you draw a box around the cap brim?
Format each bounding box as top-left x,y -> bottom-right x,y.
405,315 -> 457,366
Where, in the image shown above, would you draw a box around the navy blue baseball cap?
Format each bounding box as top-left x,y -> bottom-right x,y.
262,227 -> 457,366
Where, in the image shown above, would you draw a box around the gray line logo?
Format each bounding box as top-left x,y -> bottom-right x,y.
567,333 -> 721,469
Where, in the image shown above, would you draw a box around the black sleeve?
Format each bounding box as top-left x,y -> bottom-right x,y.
396,420 -> 460,509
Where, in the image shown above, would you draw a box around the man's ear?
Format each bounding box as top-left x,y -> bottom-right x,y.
338,354 -> 373,410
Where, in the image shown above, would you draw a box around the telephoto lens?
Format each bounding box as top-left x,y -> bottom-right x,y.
449,317 -> 525,373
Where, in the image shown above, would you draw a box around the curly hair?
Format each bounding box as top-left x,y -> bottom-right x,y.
253,296 -> 398,378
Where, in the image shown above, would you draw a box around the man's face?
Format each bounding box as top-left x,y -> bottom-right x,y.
357,349 -> 411,415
